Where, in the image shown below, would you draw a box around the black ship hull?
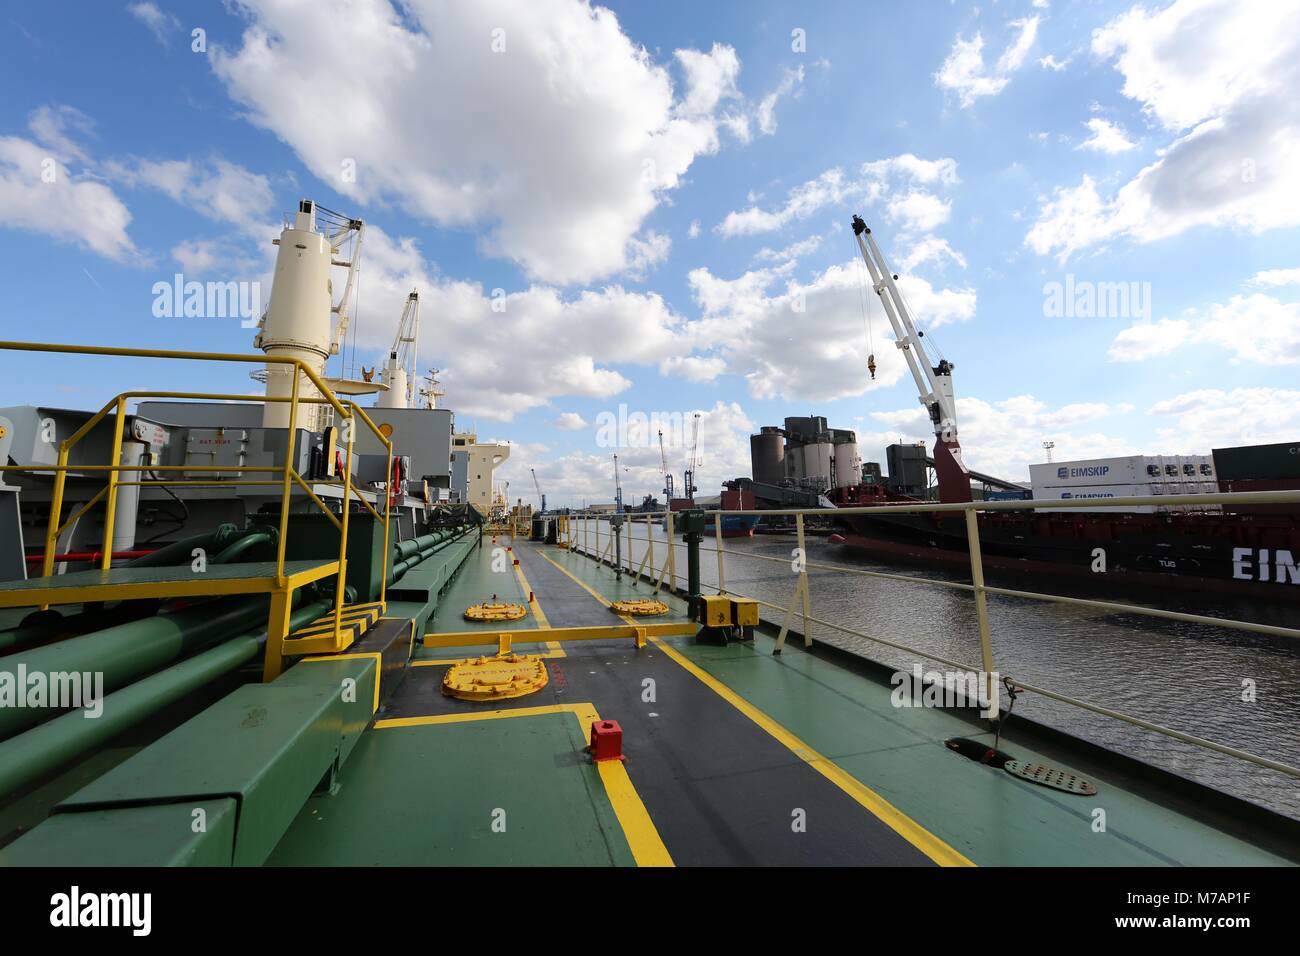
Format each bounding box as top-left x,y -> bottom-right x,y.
836,509 -> 1300,602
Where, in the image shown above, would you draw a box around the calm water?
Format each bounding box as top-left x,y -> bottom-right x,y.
577,519 -> 1300,820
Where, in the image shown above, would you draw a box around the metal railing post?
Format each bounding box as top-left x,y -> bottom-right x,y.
964,507 -> 997,717
98,397 -> 127,571
666,511 -> 676,592
333,413 -> 355,644
796,512 -> 812,647
42,444 -> 70,580
274,368 -> 301,586
716,510 -> 726,594
646,514 -> 654,588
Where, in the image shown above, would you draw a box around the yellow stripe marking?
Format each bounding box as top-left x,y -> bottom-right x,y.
536,549 -> 968,866
537,550 -> 640,626
375,702 -> 672,867
510,539 -> 562,655
649,637 -> 974,867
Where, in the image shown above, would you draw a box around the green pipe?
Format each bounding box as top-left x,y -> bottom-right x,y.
211,531 -> 274,564
0,598 -> 331,798
0,594 -> 285,741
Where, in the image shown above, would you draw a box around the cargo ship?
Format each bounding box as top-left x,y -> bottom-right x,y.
774,218 -> 1300,602
1,201 -> 1297,880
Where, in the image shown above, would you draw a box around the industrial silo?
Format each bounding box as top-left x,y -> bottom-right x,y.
750,427 -> 785,485
831,429 -> 862,488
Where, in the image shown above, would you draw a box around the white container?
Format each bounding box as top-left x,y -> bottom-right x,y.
1035,483 -> 1159,513
1029,455 -> 1145,488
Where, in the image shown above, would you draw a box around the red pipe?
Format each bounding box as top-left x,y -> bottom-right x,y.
25,549 -> 156,564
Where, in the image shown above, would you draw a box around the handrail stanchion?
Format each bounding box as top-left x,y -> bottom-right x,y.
716,510 -> 726,595
964,507 -> 997,719
275,368 -> 301,586
666,511 -> 676,591
796,512 -> 812,647
647,514 -> 654,588
333,412 -> 355,643
98,397 -> 127,571
42,444 -> 71,582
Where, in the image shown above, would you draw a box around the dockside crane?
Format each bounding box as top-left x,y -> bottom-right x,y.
658,428 -> 674,501
530,468 -> 546,513
851,215 -> 971,503
683,413 -> 701,502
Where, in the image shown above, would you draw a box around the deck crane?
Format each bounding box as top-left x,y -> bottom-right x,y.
252,199 -> 364,430
851,215 -> 971,503
530,467 -> 546,513
658,428 -> 674,501
376,290 -> 420,408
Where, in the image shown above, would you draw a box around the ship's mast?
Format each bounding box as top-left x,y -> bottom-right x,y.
851,215 -> 971,503
376,290 -> 420,409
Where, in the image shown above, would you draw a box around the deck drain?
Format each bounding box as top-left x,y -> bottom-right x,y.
944,737 -> 1015,769
1003,760 -> 1097,795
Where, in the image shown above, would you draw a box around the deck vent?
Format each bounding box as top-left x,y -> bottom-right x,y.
1003,761 -> 1098,796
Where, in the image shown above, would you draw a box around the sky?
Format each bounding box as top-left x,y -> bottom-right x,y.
2,0 -> 1299,507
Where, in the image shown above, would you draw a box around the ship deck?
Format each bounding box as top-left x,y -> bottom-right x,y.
267,537 -> 1297,867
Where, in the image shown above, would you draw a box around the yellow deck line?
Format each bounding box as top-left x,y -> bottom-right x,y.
537,550 -> 640,625
509,537 -> 562,655
649,637 -> 974,868
537,548 -> 971,868
374,702 -> 672,867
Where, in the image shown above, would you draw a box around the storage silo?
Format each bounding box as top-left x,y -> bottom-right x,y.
750,427 -> 785,485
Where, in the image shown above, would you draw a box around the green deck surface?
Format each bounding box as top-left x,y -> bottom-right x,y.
1,560 -> 331,592
267,709 -> 636,866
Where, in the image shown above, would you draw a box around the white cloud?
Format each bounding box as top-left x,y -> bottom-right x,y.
1107,318 -> 1191,361
687,219 -> 701,238
755,65 -> 804,136
105,157 -> 275,235
0,118 -> 137,262
717,153 -> 958,237
687,258 -> 975,403
128,2 -> 179,47
498,399 -> 755,506
1077,117 -> 1135,154
868,393 -> 1134,480
898,237 -> 967,271
1247,267 -> 1300,288
752,234 -> 823,265
1028,0 -> 1300,261
659,355 -> 726,382
552,412 -> 589,431
1039,54 -> 1070,71
1147,387 -> 1300,450
1108,293 -> 1300,365
934,17 -> 1040,107
209,0 -> 770,285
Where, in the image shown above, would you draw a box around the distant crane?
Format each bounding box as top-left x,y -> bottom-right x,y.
683,412 -> 701,502
530,467 -> 546,513
612,454 -> 625,580
658,428 -> 674,501
376,290 -> 420,408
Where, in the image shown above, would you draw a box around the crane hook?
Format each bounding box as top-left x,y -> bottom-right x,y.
867,353 -> 877,380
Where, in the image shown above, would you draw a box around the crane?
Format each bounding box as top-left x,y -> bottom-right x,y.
851,215 -> 971,503
530,467 -> 546,513
682,412 -> 700,502
658,428 -> 674,501
376,290 -> 419,408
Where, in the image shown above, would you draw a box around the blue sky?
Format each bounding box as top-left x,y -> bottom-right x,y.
2,0 -> 1299,505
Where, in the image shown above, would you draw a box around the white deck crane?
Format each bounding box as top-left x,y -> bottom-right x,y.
376,290 -> 420,409
851,215 -> 971,503
530,467 -> 546,513
253,199 -> 365,430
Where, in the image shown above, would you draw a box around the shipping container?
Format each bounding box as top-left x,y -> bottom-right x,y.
1035,483 -> 1159,513
1212,441 -> 1300,481
1028,455 -> 1147,489
1218,476 -> 1300,515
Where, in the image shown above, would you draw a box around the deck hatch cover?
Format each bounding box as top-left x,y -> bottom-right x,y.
1003,760 -> 1097,795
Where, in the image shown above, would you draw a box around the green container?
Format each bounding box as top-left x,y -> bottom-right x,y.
1212,442 -> 1300,481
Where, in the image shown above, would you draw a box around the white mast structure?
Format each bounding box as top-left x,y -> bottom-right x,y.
253,199 -> 364,430
851,215 -> 971,503
376,290 -> 420,409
